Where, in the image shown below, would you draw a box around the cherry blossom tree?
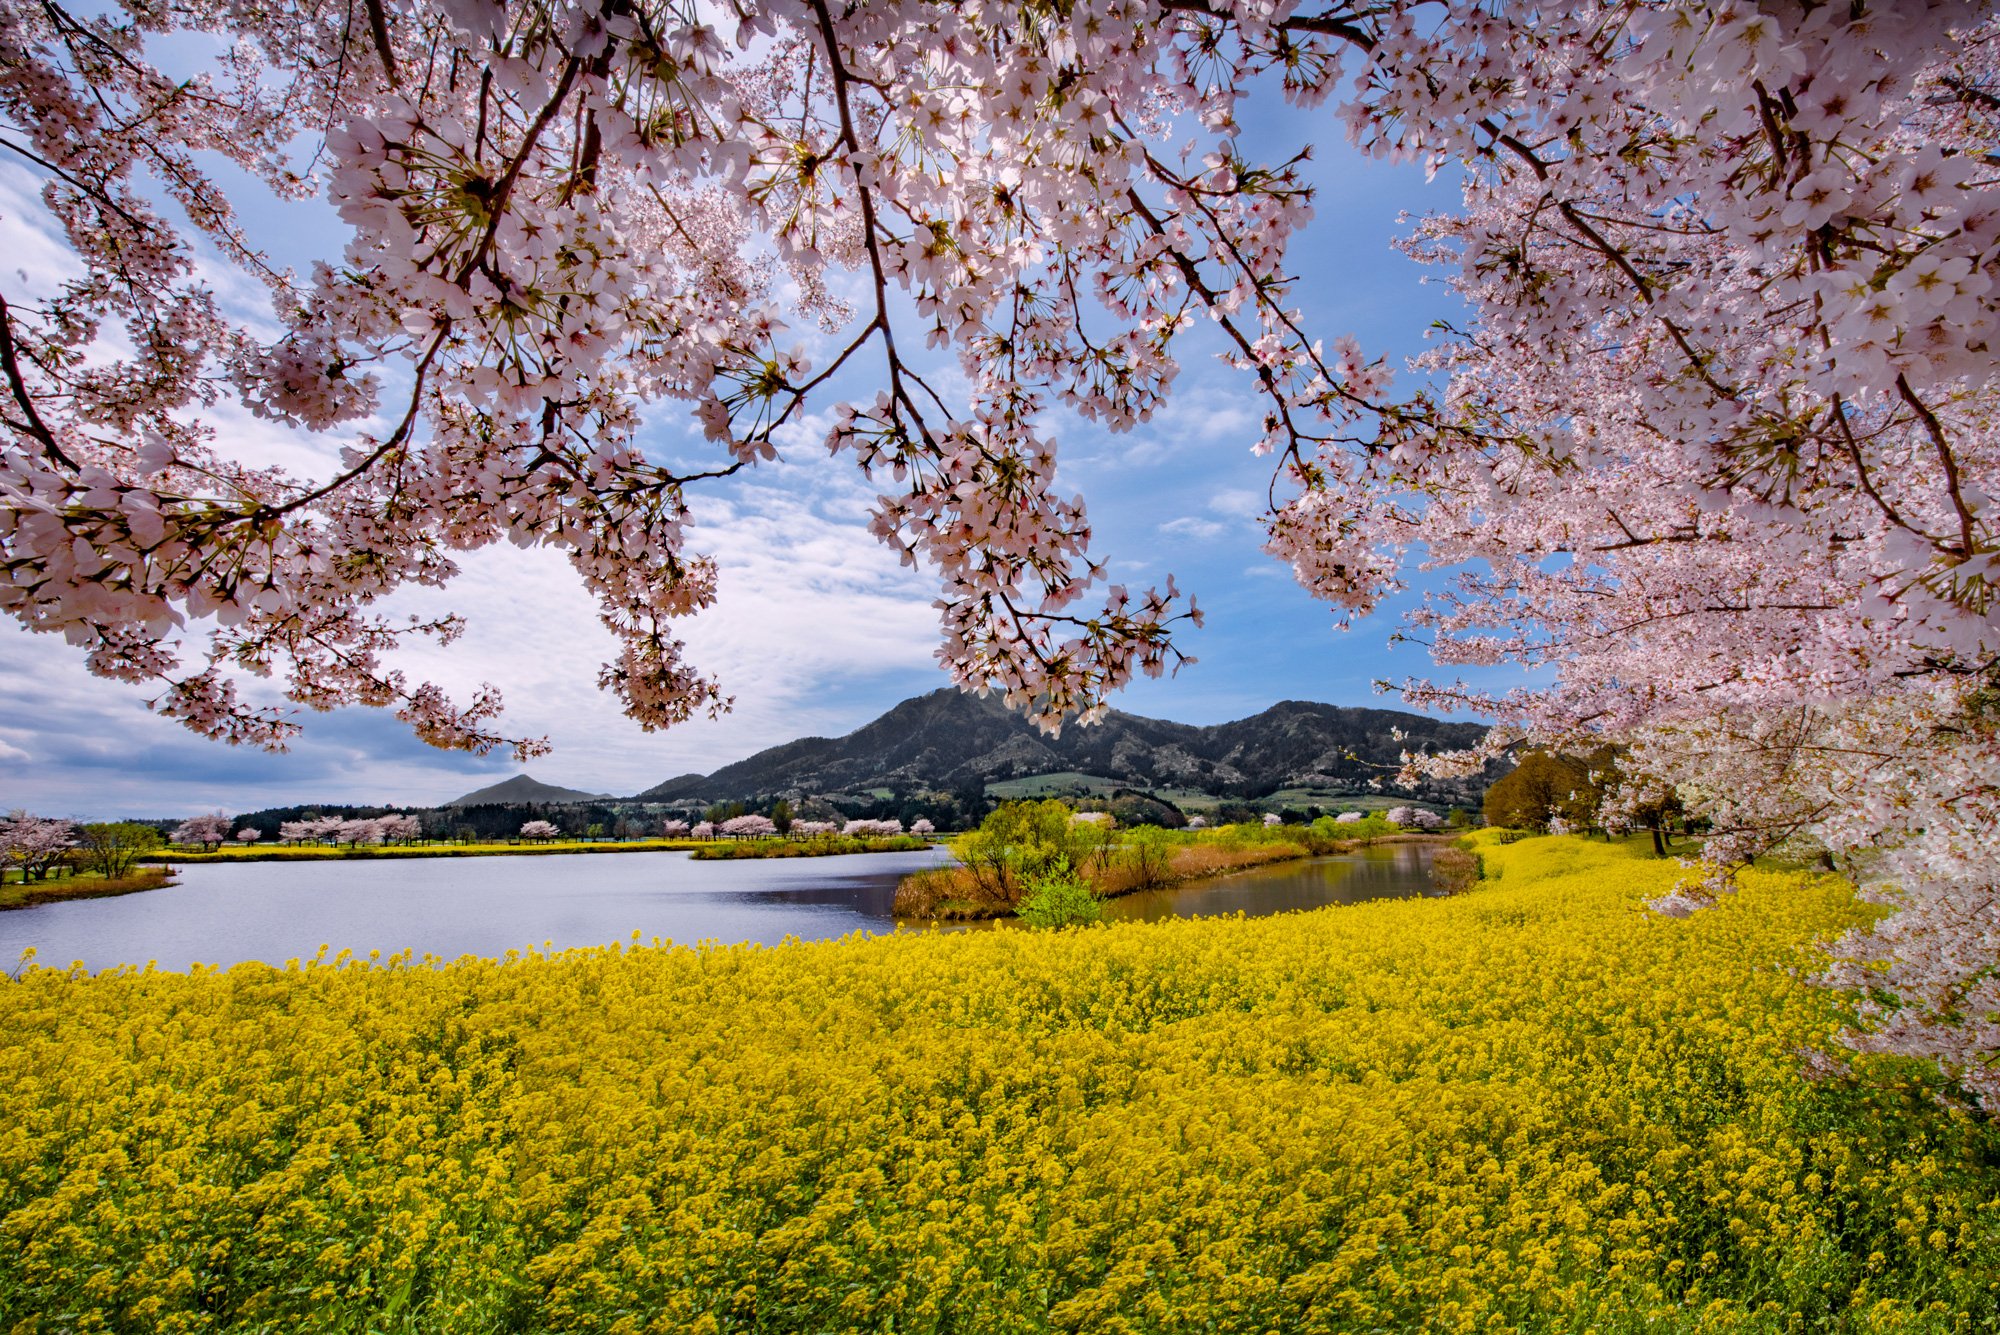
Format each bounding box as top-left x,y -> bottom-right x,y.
909,818 -> 935,836
690,821 -> 715,840
789,819 -> 837,838
719,813 -> 777,838
519,819 -> 561,841
171,812 -> 231,850
235,828 -> 261,843
336,816 -> 387,845
841,818 -> 903,837
379,813 -> 423,842
5,0 -> 1998,1100
658,819 -> 691,838
0,810 -> 75,882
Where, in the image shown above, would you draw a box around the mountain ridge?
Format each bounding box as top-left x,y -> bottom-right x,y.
444,774 -> 615,807
634,688 -> 1489,806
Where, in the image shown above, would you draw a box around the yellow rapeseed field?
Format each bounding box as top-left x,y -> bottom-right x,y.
3,834 -> 1997,1332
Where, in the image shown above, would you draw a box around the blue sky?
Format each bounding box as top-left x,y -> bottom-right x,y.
0,82 -> 1532,819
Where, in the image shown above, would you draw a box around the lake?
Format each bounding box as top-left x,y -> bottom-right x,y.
0,843 -> 1443,973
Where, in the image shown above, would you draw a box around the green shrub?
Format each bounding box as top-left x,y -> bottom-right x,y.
1015,858 -> 1103,929
951,800 -> 1097,901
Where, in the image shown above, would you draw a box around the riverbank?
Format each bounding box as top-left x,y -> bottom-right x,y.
894,833 -> 1419,919
690,834 -> 935,860
5,835 -> 1992,1329
1,868 -> 176,912
144,838 -> 707,864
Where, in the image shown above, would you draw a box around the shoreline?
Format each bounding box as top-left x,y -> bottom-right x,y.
690,835 -> 937,860
143,839 -> 711,864
895,833 -> 1454,921
1,869 -> 177,912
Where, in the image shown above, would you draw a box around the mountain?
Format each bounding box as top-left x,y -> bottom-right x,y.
634,689 -> 1489,805
445,775 -> 614,806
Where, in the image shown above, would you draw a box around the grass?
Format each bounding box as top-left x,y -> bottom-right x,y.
145,838 -> 708,863
4,834 -> 1996,1330
689,835 -> 935,860
0,867 -> 176,911
983,771 -> 1125,798
1261,789 -> 1415,811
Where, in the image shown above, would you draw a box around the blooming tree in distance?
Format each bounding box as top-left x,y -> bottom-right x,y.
379,813 -> 424,842
909,818 -> 935,836
3,0 -> 1999,1095
519,820 -> 561,841
719,813 -> 777,838
0,810 -> 75,882
236,828 -> 261,843
170,813 -> 231,849
658,819 -> 691,838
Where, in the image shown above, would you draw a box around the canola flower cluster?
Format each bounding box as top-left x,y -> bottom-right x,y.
3,835 -> 1997,1332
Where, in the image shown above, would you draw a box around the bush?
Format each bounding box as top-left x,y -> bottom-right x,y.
1014,858 -> 1103,929
950,800 -> 1095,901
1429,846 -> 1483,895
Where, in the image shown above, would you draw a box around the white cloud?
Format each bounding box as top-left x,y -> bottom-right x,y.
1207,487 -> 1268,520
0,455 -> 952,815
1062,379 -> 1263,473
1161,516 -> 1225,540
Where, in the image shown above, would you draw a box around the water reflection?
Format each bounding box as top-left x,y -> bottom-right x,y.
0,849 -> 950,973
1102,842 -> 1440,923
0,842 -> 1441,973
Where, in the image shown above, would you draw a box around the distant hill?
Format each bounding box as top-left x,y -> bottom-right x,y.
445,775 -> 613,807
634,689 -> 1490,806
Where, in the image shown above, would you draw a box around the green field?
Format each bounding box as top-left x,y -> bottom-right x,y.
1261,790 -> 1422,811
981,774 -> 1405,815
983,771 -> 1125,798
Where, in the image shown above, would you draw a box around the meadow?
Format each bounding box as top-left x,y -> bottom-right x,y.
688,834 -> 935,860
0,868 -> 175,912
3,834 -> 1996,1331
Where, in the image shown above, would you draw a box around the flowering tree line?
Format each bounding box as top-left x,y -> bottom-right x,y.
276,813 -> 424,845
636,814 -> 935,840
0,809 -> 202,880
3,0 -> 1997,1095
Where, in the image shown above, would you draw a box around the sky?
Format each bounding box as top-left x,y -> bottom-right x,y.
0,64 -> 1535,820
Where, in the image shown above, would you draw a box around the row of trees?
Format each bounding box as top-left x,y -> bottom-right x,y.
274,814 -> 424,847
1482,753 -> 1687,856
515,815 -> 944,842
1,812 -> 170,881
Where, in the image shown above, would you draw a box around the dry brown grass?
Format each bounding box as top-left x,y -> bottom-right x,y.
892,840 -> 1311,919
1429,846 -> 1483,895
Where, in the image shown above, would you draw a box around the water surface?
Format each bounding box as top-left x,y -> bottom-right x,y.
1103,842 -> 1441,923
0,843 -> 1440,973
